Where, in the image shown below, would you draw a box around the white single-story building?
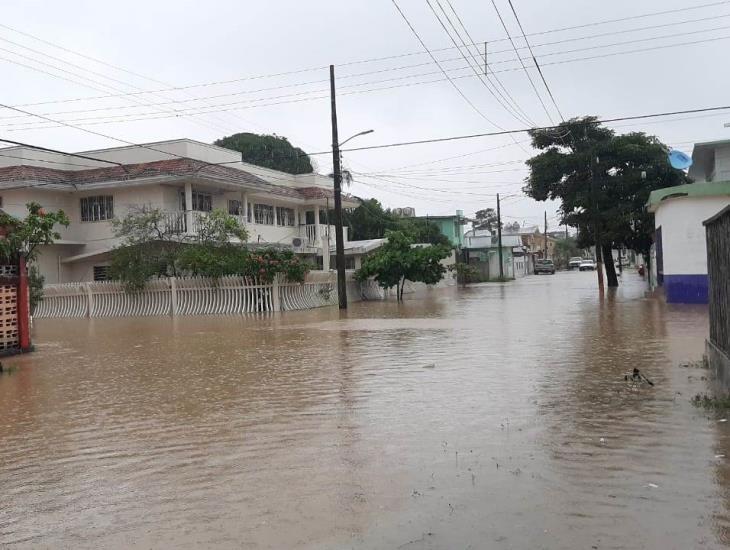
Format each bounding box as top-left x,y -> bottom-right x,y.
647,139 -> 730,303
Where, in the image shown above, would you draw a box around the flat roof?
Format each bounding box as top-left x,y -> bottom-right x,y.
647,181 -> 730,211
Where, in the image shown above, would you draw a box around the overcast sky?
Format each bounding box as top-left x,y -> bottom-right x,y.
1,0 -> 728,229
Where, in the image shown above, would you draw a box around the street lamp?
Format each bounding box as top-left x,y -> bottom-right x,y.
339,129 -> 374,148
330,126 -> 374,310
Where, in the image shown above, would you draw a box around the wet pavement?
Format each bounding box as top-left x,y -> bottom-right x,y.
0,270 -> 727,549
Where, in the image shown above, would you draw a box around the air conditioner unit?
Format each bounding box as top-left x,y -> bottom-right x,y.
292,237 -> 303,248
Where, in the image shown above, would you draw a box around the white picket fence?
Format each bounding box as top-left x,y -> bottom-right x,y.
35,271 -> 384,318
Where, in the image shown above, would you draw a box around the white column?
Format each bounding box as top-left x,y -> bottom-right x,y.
323,245 -> 331,271
242,192 -> 249,222
314,205 -> 321,244
274,204 -> 279,226
184,182 -> 193,234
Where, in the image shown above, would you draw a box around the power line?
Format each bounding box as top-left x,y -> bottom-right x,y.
3,14 -> 728,119
506,0 -> 565,121
427,0 -> 534,126
0,138 -> 124,168
490,0 -> 554,123
7,29 -> 730,133
305,103 -> 730,156
390,0 -> 503,129
442,0 -> 537,125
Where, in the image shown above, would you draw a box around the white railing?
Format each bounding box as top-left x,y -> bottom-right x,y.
34,271 -> 376,318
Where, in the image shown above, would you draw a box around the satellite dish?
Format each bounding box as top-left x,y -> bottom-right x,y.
668,149 -> 692,170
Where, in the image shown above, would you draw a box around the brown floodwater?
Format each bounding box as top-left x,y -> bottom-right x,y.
0,271 -> 726,549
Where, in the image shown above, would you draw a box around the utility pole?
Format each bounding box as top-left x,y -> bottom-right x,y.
544,211 -> 548,259
497,193 -> 504,280
329,65 -> 347,310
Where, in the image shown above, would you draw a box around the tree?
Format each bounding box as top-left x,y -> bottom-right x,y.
0,202 -> 70,313
355,231 -> 450,301
340,199 -> 450,246
472,208 -> 501,231
553,236 -> 582,270
0,202 -> 70,263
214,132 -> 313,174
109,207 -> 249,291
524,116 -> 690,287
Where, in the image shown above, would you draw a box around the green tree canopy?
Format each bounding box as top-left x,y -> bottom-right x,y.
341,199 -> 450,246
355,231 -> 450,300
523,116 -> 690,287
472,208 -> 501,231
214,132 -> 313,174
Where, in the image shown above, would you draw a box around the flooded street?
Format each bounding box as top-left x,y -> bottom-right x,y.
1,271 -> 727,549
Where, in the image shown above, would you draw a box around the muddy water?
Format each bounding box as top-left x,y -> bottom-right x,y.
0,272 -> 727,549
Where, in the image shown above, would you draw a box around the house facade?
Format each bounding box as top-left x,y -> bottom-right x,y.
647,139 -> 730,303
0,139 -> 358,283
416,210 -> 468,247
463,229 -> 527,279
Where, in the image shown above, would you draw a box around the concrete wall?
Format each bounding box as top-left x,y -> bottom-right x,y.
654,195 -> 730,303
714,145 -> 730,182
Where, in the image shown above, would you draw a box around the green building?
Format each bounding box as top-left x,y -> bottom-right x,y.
416,210 -> 468,247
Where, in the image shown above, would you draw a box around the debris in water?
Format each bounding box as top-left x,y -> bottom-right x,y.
645,483 -> 659,489
599,438 -> 606,445
720,419 -> 728,423
422,363 -> 435,369
715,454 -> 725,459
624,368 -> 654,386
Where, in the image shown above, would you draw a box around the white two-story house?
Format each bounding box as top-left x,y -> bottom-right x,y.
0,138 -> 357,283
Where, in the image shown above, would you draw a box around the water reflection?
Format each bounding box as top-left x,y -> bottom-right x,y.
0,273 -> 725,549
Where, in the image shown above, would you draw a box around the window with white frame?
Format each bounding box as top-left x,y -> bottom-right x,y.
228,199 -> 243,216
276,206 -> 295,227
254,203 -> 274,225
180,191 -> 213,212
80,196 -> 114,222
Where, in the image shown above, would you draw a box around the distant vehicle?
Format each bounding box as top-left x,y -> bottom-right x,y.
579,259 -> 596,271
534,259 -> 556,275
568,257 -> 583,270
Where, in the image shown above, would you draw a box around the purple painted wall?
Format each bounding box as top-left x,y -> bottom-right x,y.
664,274 -> 709,304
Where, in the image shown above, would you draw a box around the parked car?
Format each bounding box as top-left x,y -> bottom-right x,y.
568,257 -> 583,270
534,259 -> 556,275
579,259 -> 596,271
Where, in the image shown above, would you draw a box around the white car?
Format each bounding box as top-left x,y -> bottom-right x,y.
579,259 -> 596,271
568,257 -> 583,270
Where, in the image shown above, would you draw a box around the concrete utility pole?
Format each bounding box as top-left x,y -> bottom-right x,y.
544,211 -> 548,259
329,65 -> 347,310
497,193 -> 504,280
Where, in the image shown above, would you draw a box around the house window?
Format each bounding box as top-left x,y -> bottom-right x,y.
228,199 -> 243,216
180,191 -> 212,212
254,204 -> 274,225
276,206 -> 295,227
81,196 -> 114,222
93,265 -> 109,281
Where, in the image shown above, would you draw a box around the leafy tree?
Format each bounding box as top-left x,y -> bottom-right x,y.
355,231 -> 450,301
553,236 -> 582,270
0,203 -> 70,314
341,199 -> 450,246
472,208 -> 501,231
449,262 -> 480,287
109,207 -> 249,291
214,132 -> 313,174
524,116 -> 690,287
0,202 -> 70,263
109,206 -> 309,290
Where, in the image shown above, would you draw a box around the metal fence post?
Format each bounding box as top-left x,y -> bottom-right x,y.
170,277 -> 178,317
272,274 -> 281,312
85,283 -> 94,318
